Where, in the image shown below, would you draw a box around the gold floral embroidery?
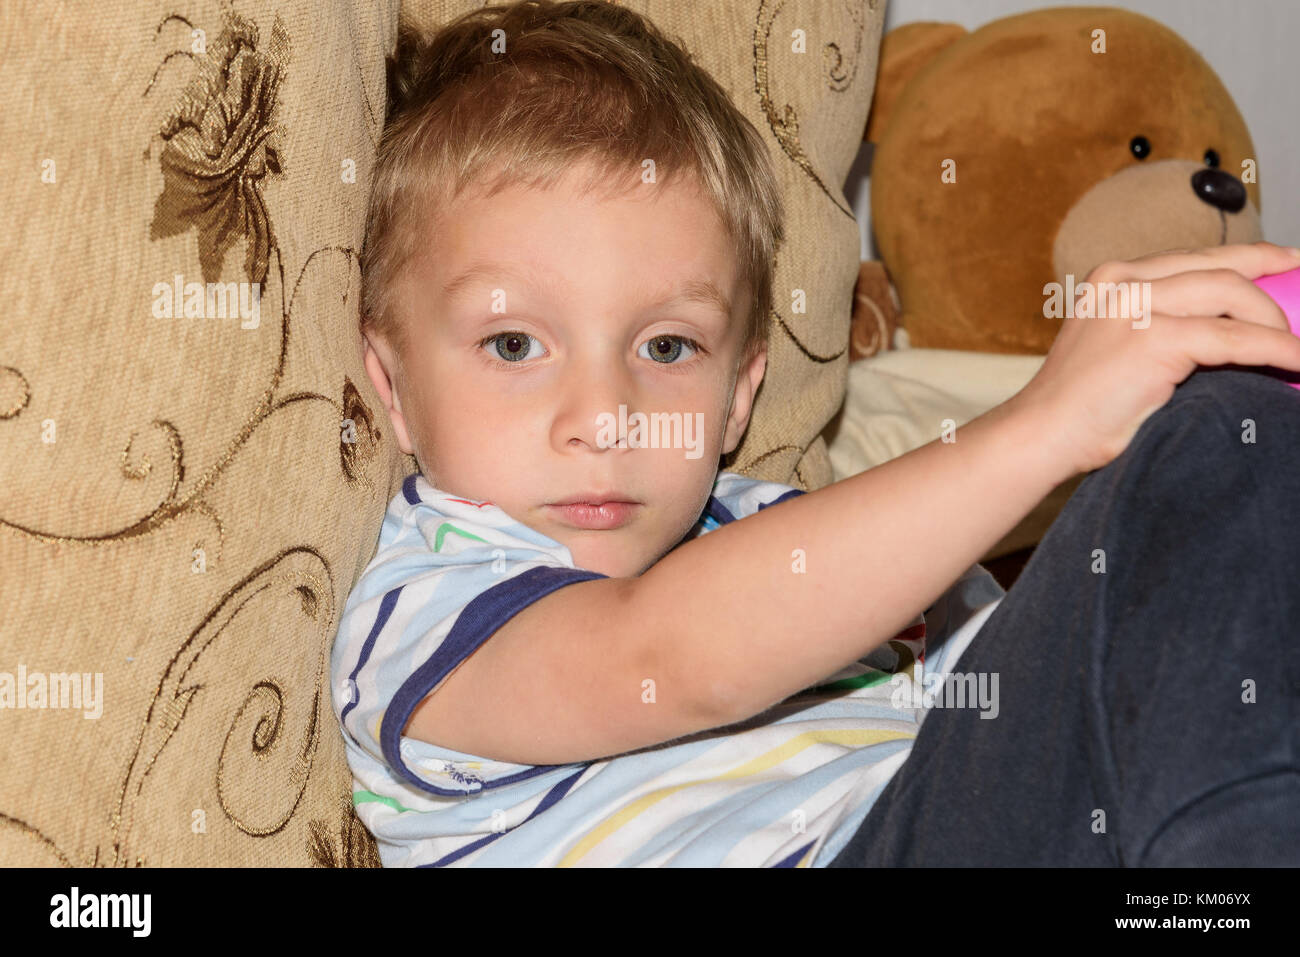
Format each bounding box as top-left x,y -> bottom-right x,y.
341,377 -> 383,492
308,794 -> 382,868
0,366 -> 30,420
755,0 -> 860,219
148,10 -> 290,286
0,8 -> 389,867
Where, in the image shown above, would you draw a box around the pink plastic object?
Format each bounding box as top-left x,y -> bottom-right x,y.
1253,264 -> 1300,390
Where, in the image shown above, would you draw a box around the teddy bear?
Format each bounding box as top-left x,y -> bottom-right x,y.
849,5 -> 1263,359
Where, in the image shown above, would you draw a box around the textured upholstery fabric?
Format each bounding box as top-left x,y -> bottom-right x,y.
1,1 -> 402,867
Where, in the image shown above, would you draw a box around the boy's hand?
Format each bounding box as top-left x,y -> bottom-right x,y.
1009,241 -> 1300,476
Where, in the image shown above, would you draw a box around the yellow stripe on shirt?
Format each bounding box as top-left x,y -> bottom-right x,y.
558,727 -> 915,866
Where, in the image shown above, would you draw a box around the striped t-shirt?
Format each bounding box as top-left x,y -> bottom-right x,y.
331,470 -> 1006,866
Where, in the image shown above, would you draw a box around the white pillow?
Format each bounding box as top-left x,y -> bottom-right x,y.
824,347 -> 1045,479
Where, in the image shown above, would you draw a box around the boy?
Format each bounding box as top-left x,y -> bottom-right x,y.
333,1 -> 1300,866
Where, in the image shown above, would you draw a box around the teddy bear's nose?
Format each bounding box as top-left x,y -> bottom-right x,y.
1190,167 -> 1247,213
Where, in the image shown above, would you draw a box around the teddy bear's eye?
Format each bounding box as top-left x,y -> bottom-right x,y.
1129,135 -> 1151,160
1204,148 -> 1220,168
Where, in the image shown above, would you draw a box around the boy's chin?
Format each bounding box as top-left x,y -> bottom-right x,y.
565,537 -> 658,579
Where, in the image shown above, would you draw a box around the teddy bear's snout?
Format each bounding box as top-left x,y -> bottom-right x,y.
1191,167 -> 1247,214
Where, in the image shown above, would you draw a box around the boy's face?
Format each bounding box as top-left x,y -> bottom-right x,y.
363,159 -> 767,578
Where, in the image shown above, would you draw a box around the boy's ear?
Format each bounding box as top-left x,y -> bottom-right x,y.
721,343 -> 767,456
361,327 -> 418,458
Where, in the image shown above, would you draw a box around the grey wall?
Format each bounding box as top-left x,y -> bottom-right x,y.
848,0 -> 1300,258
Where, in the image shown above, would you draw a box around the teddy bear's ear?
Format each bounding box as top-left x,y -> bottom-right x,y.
865,21 -> 968,144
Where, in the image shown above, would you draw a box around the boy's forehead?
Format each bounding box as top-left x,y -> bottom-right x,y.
437,159 -> 721,238
438,256 -> 735,328
410,164 -> 743,319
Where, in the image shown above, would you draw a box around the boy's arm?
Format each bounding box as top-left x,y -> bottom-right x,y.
635,393 -> 1075,725
404,395 -> 1075,766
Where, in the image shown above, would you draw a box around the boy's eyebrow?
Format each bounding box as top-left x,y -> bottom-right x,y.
663,277 -> 733,324
441,260 -> 732,323
441,260 -> 562,305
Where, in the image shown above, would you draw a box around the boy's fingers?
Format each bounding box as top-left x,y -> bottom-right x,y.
1140,269 -> 1291,331
1164,314 -> 1300,373
1092,241 -> 1300,283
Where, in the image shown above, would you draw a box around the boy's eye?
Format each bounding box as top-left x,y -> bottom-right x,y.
478,332 -> 704,365
480,331 -> 547,363
639,334 -> 701,364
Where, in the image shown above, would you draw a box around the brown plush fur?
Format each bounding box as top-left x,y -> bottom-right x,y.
852,5 -> 1262,356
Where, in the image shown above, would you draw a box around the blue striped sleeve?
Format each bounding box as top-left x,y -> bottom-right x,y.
331,476 -> 608,796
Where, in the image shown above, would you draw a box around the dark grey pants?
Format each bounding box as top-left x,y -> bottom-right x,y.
829,367 -> 1300,866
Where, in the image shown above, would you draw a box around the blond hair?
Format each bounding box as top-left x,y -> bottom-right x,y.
360,0 -> 784,366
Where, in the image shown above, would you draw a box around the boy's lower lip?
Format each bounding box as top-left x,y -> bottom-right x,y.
545,502 -> 640,529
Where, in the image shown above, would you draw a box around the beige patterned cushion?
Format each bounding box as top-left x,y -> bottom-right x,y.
0,0 -> 881,866
0,2 -> 402,867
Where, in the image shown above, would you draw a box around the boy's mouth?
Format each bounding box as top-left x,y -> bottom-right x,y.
545,500 -> 640,530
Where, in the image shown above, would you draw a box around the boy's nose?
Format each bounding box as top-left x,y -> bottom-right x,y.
553,357 -> 637,453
